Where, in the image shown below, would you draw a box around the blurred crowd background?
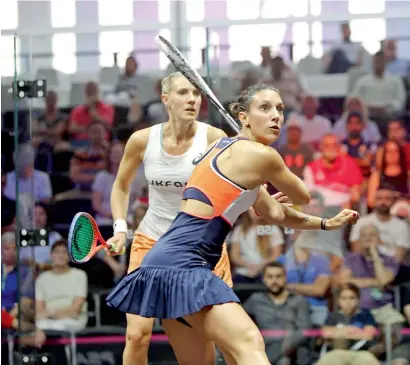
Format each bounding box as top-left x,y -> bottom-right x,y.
1,1 -> 410,365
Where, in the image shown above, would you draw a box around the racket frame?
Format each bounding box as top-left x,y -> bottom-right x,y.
155,35 -> 240,134
68,212 -> 110,263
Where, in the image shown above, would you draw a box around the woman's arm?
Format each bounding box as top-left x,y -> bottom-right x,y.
253,188 -> 359,230
263,147 -> 311,205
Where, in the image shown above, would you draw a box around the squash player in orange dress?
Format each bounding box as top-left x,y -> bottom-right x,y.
107,84 -> 360,365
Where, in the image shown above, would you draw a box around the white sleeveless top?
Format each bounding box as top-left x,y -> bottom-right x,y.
138,122 -> 209,240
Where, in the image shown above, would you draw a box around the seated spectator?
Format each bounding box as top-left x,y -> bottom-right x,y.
303,134 -> 363,209
390,200 -> 410,223
36,240 -> 88,332
277,243 -> 331,326
278,95 -> 332,150
384,120 -> 410,171
350,188 -> 409,262
333,96 -> 381,144
92,141 -> 125,225
3,144 -> 52,203
229,210 -> 284,283
383,40 -> 410,78
69,121 -> 108,192
143,79 -> 168,124
1,308 -> 46,348
339,224 -> 399,309
324,23 -> 366,73
318,283 -> 379,365
68,81 -> 114,145
32,90 -> 69,151
351,51 -> 406,135
264,55 -> 304,115
1,232 -> 34,325
244,261 -> 311,365
342,111 -> 377,179
1,170 -> 15,231
259,46 -> 274,80
278,119 -> 314,179
115,55 -> 139,96
20,203 -> 63,270
368,140 -> 409,209
391,284 -> 410,365
297,193 -> 345,259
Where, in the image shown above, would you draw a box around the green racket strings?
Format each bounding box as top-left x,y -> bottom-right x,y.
71,216 -> 95,261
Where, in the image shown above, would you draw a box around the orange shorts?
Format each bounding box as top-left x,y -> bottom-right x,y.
128,231 -> 233,287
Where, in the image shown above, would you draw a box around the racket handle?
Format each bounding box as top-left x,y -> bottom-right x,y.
109,243 -> 126,255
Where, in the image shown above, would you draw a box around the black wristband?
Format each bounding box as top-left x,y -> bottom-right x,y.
321,218 -> 328,230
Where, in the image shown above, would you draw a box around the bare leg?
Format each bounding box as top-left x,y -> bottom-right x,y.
123,314 -> 155,365
184,302 -> 269,365
162,319 -> 216,365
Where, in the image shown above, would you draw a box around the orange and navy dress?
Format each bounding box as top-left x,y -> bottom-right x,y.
106,137 -> 260,319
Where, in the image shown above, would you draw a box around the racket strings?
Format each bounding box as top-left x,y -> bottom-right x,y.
71,215 -> 95,261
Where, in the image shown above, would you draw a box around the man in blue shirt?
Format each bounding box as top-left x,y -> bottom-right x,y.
277,244 -> 331,326
1,232 -> 34,316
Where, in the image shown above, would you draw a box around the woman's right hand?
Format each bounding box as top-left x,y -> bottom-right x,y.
105,232 -> 127,256
327,209 -> 360,230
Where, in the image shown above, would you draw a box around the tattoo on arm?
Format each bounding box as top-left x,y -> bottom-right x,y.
303,216 -> 310,223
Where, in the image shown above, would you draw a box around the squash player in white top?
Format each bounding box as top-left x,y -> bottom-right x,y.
105,72 -> 233,365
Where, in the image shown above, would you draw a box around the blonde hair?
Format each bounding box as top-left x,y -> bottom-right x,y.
161,71 -> 184,94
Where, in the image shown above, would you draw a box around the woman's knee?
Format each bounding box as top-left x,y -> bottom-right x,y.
235,325 -> 265,353
125,316 -> 153,348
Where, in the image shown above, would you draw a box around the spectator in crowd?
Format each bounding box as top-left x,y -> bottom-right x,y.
303,134 -> 363,209
383,120 -> 410,171
264,55 -> 304,115
339,224 -> 399,310
3,144 -> 52,203
20,203 -> 63,271
383,39 -> 410,78
297,193 -> 345,260
390,200 -> 410,223
278,119 -> 314,179
68,81 -> 114,145
229,210 -> 284,283
92,142 -> 125,226
244,261 -> 311,365
68,121 -> 108,193
259,46 -> 274,80
32,90 -> 69,151
367,140 -> 409,209
341,111 -> 377,179
324,22 -> 367,73
281,95 -> 332,150
351,51 -> 406,131
36,240 -> 88,332
1,170 -> 15,231
391,284 -> 410,365
1,232 -> 35,326
143,79 -> 168,124
333,96 -> 381,144
127,97 -> 143,126
115,55 -> 139,96
277,242 -> 331,326
350,188 -> 409,262
318,283 -> 379,365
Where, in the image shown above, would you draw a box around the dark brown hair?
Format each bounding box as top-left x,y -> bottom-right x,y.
229,84 -> 280,120
51,239 -> 68,253
338,282 -> 361,299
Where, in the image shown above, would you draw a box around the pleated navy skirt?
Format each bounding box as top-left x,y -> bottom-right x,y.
106,266 -> 240,319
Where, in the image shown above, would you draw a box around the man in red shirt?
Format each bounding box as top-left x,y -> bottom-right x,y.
303,134 -> 363,209
69,81 -> 114,143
